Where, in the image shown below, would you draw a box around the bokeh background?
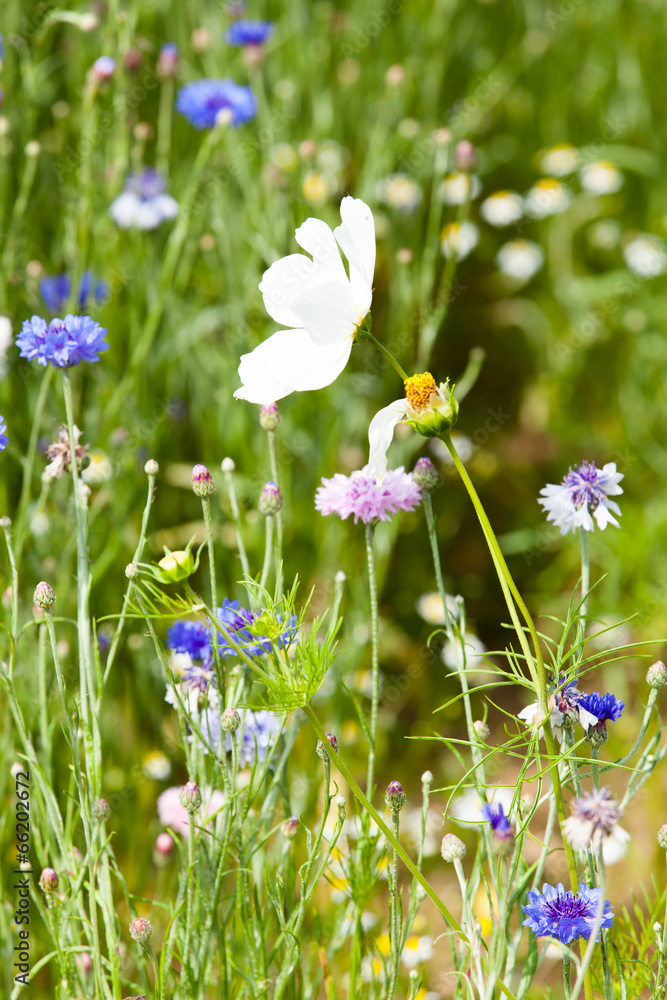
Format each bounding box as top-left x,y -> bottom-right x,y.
2,0 -> 667,993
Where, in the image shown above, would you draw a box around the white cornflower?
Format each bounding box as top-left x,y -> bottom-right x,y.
378,173 -> 422,212
579,160 -> 623,195
495,239 -> 544,282
518,680 -> 598,743
539,143 -> 578,177
623,233 -> 667,278
439,171 -> 481,205
367,372 -> 457,479
234,196 -> 375,403
562,787 -> 630,854
538,460 -> 623,534
439,220 -> 479,259
109,169 -> 178,230
524,178 -> 571,219
480,190 -> 524,227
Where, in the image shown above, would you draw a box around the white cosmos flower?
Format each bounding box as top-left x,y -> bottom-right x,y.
234,196 -> 375,404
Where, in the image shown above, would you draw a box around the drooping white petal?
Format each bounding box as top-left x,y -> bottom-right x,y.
334,196 -> 375,315
234,327 -> 352,404
578,707 -> 598,731
294,217 -> 348,286
289,280 -> 358,346
368,399 -> 409,479
259,253 -> 325,328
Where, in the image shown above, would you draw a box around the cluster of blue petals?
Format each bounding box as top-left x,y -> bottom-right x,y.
481,802 -> 512,836
175,79 -> 257,128
16,315 -> 109,368
40,271 -> 108,314
0,416 -> 7,451
167,620 -> 212,662
226,20 -> 274,46
214,598 -> 297,657
523,882 -> 614,943
578,691 -> 624,723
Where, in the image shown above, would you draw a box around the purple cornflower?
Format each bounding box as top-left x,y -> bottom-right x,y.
167,620 -> 212,661
539,461 -> 623,534
157,43 -> 179,78
213,598 -> 297,657
562,787 -> 629,853
579,691 -> 624,743
40,271 -> 108,314
226,20 -> 274,46
175,79 -> 257,129
315,465 -> 421,525
109,169 -> 178,230
482,801 -> 514,853
522,882 -> 614,943
0,416 -> 7,451
16,315 -> 109,368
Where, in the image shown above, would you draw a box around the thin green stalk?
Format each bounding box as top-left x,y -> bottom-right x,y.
654,868 -> 667,1000
569,851 -> 609,1000
13,366 -> 54,565
386,809 -> 402,1000
222,459 -> 252,584
183,808 -> 197,990
267,428 -> 284,597
575,528 -> 590,672
260,513 -> 274,590
1,517 -> 19,651
156,77 -> 174,177
302,704 -> 466,937
1,143 -> 40,276
365,522 -> 380,798
202,495 -> 224,700
364,330 -> 409,380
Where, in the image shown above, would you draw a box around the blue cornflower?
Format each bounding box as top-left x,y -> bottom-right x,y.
175,79 -> 257,129
226,20 -> 274,46
0,416 -> 8,451
16,315 -> 109,368
482,801 -> 514,853
167,620 -> 212,662
213,598 -> 297,657
578,691 -> 624,724
522,882 -> 614,943
40,271 -> 108,314
109,169 -> 178,230
539,461 -> 623,534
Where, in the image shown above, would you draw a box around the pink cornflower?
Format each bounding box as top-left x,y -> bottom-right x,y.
315,465 -> 421,525
157,785 -> 225,837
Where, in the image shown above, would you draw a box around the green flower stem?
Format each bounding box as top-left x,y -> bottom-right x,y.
105,126 -> 222,421
183,808 -> 197,991
591,745 -> 600,790
654,879 -> 667,1000
365,522 -> 380,799
364,330 -> 409,380
453,857 -> 484,991
563,956 -> 572,1000
267,429 -> 284,596
1,518 -> 19,652
13,366 -> 54,565
259,513 -> 275,591
386,809 -> 402,1000
156,77 -> 174,177
1,143 -> 40,278
104,467 -> 158,683
442,433 -> 581,893
617,688 -> 658,764
201,495 -> 224,700
569,852 -> 608,1000
576,528 -> 590,671
302,703 -> 466,938
222,460 -> 252,585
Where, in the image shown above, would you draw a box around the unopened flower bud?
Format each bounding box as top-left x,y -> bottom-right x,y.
647,660 -> 667,689
129,917 -> 153,944
412,456 -> 438,489
180,781 -> 202,812
281,815 -> 300,838
92,798 -> 111,821
260,402 -> 281,430
385,780 -> 406,812
191,26 -> 211,51
124,47 -> 143,72
585,725 -> 609,747
192,464 -> 215,497
155,832 -> 174,856
91,56 -> 115,82
221,457 -> 235,473
473,720 -> 490,741
0,516 -> 11,529
454,140 -> 476,171
34,581 -> 56,609
144,459 -> 159,476
40,868 -> 59,892
316,733 -> 338,759
658,824 -> 667,849
125,562 -> 138,579
335,795 -> 346,818
335,570 -> 346,584
158,43 -> 179,78
259,481 -> 283,514
421,770 -> 433,786
157,549 -> 195,582
441,833 -> 466,862
221,707 -> 241,732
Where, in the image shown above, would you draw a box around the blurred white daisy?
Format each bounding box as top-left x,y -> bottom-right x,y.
480,190 -> 524,227
81,449 -> 113,484
416,591 -> 459,626
401,935 -> 434,969
579,160 -> 623,195
587,218 -> 621,249
442,632 -> 487,673
439,221 -> 479,259
539,143 -> 578,177
623,233 -> 667,278
495,239 -> 544,282
439,171 -> 481,205
402,806 -> 445,857
524,178 -> 571,219
379,173 -> 422,212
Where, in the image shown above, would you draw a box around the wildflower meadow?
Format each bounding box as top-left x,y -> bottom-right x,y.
3,2 -> 667,998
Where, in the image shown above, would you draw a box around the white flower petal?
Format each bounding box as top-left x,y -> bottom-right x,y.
289,280 -> 358,346
578,707 -> 598,731
368,399 -> 409,479
334,196 -> 375,313
294,217 -> 348,286
109,191 -> 140,228
234,327 -> 352,404
153,194 -> 179,221
259,253 -> 324,328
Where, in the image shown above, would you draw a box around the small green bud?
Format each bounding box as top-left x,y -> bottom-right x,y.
129,917 -> 153,944
441,833 -> 466,862
40,868 -> 59,892
647,660 -> 667,689
192,464 -> 215,497
34,581 -> 56,610
180,781 -> 202,812
385,780 -> 406,812
316,733 -> 338,759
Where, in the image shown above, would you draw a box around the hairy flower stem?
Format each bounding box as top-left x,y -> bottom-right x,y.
575,528 -> 590,673
201,496 -> 224,700
183,809 -> 197,991
267,428 -> 284,597
303,704 -> 466,937
386,810 -> 402,1000
442,434 -> 581,892
1,518 -> 19,652
222,461 -> 253,586
655,882 -> 667,1000
364,330 -> 409,380
260,513 -> 275,591
105,468 -> 157,682
156,77 -> 174,177
570,852 -> 608,1000
365,522 -> 380,800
